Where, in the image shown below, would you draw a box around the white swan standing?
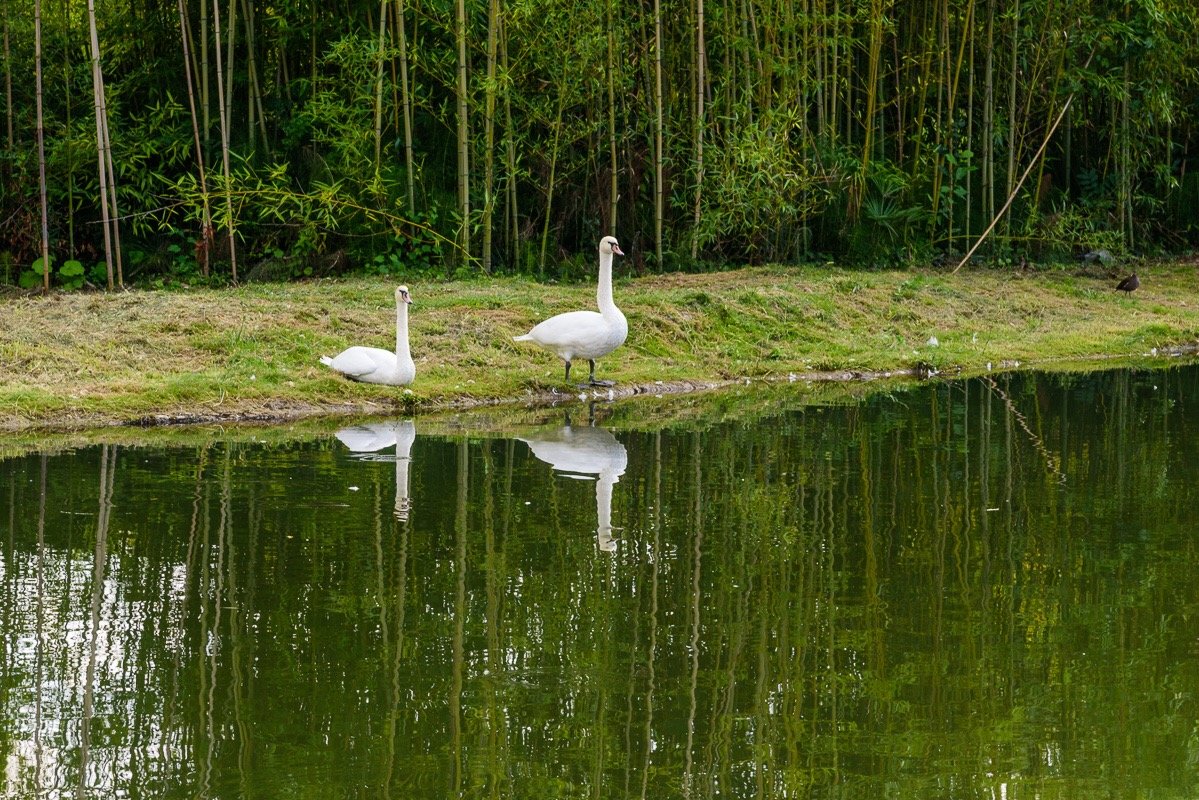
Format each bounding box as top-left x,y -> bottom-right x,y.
320,286 -> 416,386
514,236 -> 627,385
518,418 -> 627,553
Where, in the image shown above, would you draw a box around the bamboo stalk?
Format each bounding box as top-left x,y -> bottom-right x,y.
690,0 -> 706,260
500,12 -> 518,269
606,0 -> 618,236
34,0 -> 50,291
394,0 -> 415,216
211,0 -> 238,282
179,0 -> 215,277
86,0 -> 114,290
481,0 -> 499,274
454,0 -> 471,266
372,0 -> 388,170
63,0 -> 75,258
240,0 -> 267,154
200,0 -> 209,153
99,67 -> 124,286
538,85 -> 566,277
3,1 -> 12,150
223,0 -> 236,156
653,0 -> 664,268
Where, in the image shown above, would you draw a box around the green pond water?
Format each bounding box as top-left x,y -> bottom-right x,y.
2,365 -> 1199,799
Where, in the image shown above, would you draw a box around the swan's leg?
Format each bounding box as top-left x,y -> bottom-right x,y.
587,360 -> 615,387
563,360 -> 573,383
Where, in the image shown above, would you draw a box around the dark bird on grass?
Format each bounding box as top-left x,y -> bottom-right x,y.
1115,273 -> 1140,294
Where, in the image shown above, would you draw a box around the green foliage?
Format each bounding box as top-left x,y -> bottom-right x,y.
19,255 -> 87,290
1,0 -> 1197,284
1027,203 -> 1126,261
692,108 -> 835,263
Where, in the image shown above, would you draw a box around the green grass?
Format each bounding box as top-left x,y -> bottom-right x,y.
1,260 -> 1198,431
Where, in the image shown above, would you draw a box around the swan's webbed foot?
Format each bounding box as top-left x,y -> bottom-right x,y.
584,360 -> 615,388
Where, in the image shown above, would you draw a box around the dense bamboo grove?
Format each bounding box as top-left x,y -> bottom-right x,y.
1,0 -> 1198,288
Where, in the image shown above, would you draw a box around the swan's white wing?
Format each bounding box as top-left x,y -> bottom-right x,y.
328,346 -> 395,379
524,310 -> 623,360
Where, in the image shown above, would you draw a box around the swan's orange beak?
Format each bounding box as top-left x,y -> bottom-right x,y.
613,243 -> 625,257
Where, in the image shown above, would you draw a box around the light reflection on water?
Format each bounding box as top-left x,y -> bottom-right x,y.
1,365 -> 1199,799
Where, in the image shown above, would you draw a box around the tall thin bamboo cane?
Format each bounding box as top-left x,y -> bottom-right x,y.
99,76 -> 124,287
200,0 -> 209,153
500,13 -> 518,269
653,0 -> 664,268
179,0 -> 215,277
372,0 -> 388,170
481,0 -> 499,274
211,0 -> 238,282
690,0 -> 706,260
240,0 -> 267,153
983,0 -> 994,229
3,2 -> 12,150
86,0 -> 114,289
223,0 -> 236,156
394,0 -> 415,216
606,0 -> 618,236
34,0 -> 50,291
454,0 -> 471,265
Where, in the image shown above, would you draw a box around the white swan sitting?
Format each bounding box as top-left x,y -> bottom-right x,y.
320,285 -> 416,386
514,236 -> 627,385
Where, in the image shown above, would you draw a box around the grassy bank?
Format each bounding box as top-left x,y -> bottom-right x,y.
2,261 -> 1198,432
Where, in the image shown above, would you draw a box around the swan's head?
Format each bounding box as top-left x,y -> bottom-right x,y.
599,236 -> 624,257
395,285 -> 413,305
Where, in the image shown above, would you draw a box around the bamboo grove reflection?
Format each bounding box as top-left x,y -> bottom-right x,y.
2,366 -> 1199,799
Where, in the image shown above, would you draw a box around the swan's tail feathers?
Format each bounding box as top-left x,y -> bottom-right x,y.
319,355 -> 334,366
513,333 -> 533,342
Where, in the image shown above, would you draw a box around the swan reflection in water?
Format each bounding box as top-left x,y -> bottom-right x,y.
518,416 -> 627,552
334,420 -> 416,521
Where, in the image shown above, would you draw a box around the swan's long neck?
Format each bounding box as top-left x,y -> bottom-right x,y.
596,249 -> 619,317
396,300 -> 411,361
